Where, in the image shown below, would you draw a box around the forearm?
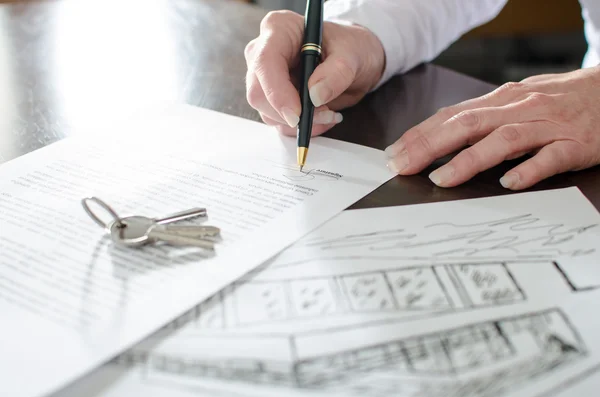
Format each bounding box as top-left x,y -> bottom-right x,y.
324,0 -> 508,88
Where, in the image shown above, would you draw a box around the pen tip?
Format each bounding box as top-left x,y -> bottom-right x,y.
297,147 -> 308,172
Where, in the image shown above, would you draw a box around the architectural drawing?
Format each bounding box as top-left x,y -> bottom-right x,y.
267,212 -> 599,268
151,259 -> 597,336
60,188 -> 600,397
184,262 -> 526,329
111,308 -> 587,397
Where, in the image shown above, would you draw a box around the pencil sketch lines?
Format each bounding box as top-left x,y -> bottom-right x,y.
552,261 -> 600,293
425,213 -> 597,233
293,214 -> 598,258
111,308 -> 587,397
192,262 -> 525,329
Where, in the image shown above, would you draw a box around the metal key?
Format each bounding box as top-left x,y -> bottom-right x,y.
147,225 -> 218,249
82,197 -> 219,249
109,218 -> 216,249
107,214 -> 218,249
110,207 -> 208,233
153,224 -> 221,239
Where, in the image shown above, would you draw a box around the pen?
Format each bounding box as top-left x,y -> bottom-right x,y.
297,0 -> 324,171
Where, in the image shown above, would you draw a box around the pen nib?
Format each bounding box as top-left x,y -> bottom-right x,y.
297,147 -> 308,173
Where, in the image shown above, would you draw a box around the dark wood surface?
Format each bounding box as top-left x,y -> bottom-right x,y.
0,0 -> 598,210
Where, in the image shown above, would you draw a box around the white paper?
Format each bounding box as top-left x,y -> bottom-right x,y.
51,187 -> 600,397
0,103 -> 393,397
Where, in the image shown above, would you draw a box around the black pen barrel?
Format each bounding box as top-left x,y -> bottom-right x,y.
297,53 -> 320,148
296,0 -> 324,163
303,0 -> 323,45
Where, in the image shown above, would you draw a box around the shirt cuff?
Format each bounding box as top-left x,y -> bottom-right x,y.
323,0 -> 406,91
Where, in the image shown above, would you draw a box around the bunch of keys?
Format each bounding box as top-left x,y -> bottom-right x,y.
81,197 -> 221,250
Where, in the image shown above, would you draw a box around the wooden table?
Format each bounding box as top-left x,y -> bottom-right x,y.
0,0 -> 598,210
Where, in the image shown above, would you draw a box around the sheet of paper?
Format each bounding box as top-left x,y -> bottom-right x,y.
0,103 -> 393,397
50,187 -> 600,397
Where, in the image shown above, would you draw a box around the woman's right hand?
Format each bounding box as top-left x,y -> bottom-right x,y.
244,10 -> 386,136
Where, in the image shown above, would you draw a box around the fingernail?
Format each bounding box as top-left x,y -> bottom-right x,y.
309,81 -> 332,107
384,141 -> 405,158
313,110 -> 343,124
500,172 -> 520,189
429,165 -> 455,186
281,107 -> 299,127
387,150 -> 410,173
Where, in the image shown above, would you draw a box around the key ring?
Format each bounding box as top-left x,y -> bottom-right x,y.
81,196 -> 124,229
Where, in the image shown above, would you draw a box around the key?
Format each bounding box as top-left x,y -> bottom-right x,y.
153,224 -> 221,239
109,219 -> 216,249
81,197 -> 218,249
147,226 -> 216,250
108,212 -> 218,249
109,207 -> 207,233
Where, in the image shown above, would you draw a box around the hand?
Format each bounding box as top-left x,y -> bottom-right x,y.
244,10 -> 385,136
385,66 -> 600,190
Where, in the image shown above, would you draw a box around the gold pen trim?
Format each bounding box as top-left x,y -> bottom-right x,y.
301,43 -> 322,54
297,147 -> 308,170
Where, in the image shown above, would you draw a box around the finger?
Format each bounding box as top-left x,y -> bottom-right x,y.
246,70 -> 287,125
327,91 -> 368,111
385,80 -> 533,156
313,108 -> 344,125
261,107 -> 342,128
427,121 -> 556,187
250,36 -> 302,127
276,121 -> 338,137
386,94 -> 558,175
506,150 -> 531,160
499,141 -> 584,190
308,53 -> 359,107
260,114 -> 281,126
521,73 -> 558,83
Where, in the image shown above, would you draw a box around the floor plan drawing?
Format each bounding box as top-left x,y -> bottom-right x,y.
52,188 -> 600,397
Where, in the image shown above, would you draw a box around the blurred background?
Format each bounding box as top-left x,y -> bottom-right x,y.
253,0 -> 588,85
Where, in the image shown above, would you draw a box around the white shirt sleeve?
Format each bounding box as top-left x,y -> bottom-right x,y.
323,0 -> 509,89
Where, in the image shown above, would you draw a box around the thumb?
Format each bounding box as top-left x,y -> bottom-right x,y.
308,53 -> 358,107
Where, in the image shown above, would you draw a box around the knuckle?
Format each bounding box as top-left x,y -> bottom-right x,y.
332,56 -> 356,83
546,146 -> 567,171
495,81 -> 525,95
525,92 -> 553,108
412,134 -> 434,155
452,110 -> 480,130
246,79 -> 263,109
435,106 -> 456,120
260,10 -> 299,33
260,10 -> 287,31
497,125 -> 522,144
244,39 -> 257,62
459,147 -> 482,169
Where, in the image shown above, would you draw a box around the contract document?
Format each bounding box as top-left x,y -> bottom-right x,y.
52,187 -> 600,397
0,103 -> 393,397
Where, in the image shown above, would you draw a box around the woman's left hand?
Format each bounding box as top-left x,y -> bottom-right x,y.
384,66 -> 600,190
